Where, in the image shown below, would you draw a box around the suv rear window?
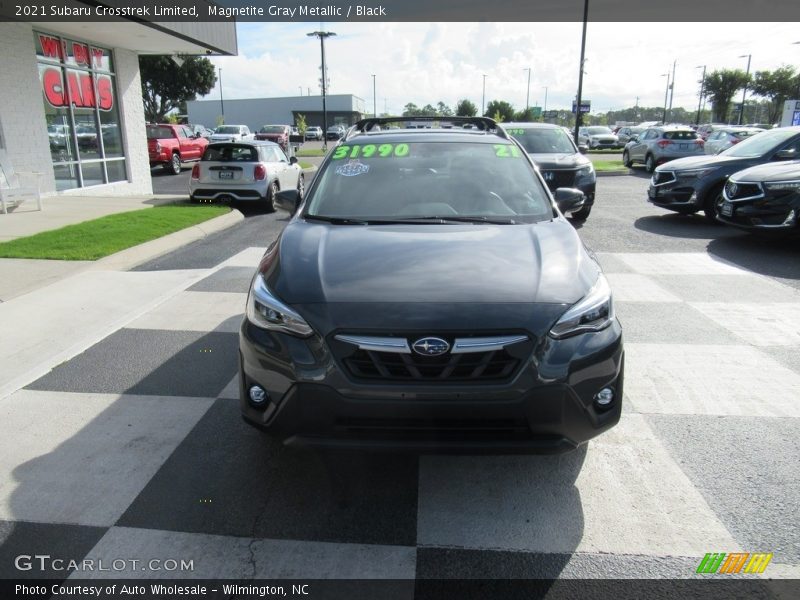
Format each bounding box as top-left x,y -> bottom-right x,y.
663,131 -> 697,140
203,144 -> 258,162
146,126 -> 174,139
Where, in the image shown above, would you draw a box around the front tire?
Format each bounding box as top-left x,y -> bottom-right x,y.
296,174 -> 305,202
645,154 -> 656,173
703,182 -> 725,223
622,150 -> 632,168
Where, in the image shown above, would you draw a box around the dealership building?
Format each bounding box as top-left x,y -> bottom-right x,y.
0,15 -> 236,195
187,94 -> 367,132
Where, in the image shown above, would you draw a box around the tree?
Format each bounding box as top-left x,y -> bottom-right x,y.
140,55 -> 216,123
702,69 -> 751,123
295,113 -> 308,136
484,100 -> 515,122
402,102 -> 422,116
750,66 -> 800,124
436,101 -> 453,117
515,107 -> 536,122
456,99 -> 477,116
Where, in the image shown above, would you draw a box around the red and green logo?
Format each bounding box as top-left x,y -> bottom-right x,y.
697,553 -> 773,574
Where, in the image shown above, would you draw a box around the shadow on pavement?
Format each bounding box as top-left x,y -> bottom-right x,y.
708,234 -> 800,281
633,214 -> 739,240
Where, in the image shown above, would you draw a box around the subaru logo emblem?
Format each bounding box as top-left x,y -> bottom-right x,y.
412,337 -> 450,356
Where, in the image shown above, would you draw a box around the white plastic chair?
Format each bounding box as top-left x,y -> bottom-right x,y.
0,149 -> 43,214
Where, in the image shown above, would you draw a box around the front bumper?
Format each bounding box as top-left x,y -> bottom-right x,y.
238,319 -> 624,453
647,173 -> 703,212
717,195 -> 800,235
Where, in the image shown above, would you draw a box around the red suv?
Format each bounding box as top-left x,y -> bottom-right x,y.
147,124 -> 208,175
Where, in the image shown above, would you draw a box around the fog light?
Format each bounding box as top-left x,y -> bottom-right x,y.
249,385 -> 268,405
594,387 -> 614,406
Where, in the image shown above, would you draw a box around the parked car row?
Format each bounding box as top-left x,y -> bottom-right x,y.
646,125 -> 800,236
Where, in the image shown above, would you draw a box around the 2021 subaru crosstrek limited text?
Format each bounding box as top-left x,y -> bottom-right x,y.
238,117 -> 624,453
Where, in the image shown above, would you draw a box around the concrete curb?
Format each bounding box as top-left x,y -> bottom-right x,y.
89,209 -> 244,271
596,170 -> 633,177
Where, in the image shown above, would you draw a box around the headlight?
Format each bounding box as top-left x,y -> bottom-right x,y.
764,180 -> 800,191
675,168 -> 714,179
550,274 -> 614,339
576,163 -> 595,179
246,273 -> 313,337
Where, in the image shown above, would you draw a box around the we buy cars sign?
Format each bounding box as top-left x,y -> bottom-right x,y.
38,34 -> 113,111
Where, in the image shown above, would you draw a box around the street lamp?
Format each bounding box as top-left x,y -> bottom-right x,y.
573,0 -> 589,145
298,86 -> 302,96
661,72 -> 670,124
542,86 -> 548,113
307,30 -> 336,150
218,67 -> 224,123
482,74 -> 487,116
738,54 -> 752,125
371,74 -> 376,118
695,65 -> 706,126
523,67 -> 531,114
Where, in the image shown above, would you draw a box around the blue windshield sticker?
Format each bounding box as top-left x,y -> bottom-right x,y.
335,160 -> 370,176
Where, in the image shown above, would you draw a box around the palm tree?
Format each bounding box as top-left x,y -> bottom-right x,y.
702,69 -> 751,123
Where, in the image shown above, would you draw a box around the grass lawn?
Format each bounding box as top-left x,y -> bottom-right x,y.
296,148 -> 327,157
593,160 -> 627,172
298,161 -> 315,169
587,148 -> 623,154
0,204 -> 229,261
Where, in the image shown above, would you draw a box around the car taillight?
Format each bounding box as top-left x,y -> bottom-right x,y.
254,164 -> 267,180
191,164 -> 200,179
657,140 -> 671,149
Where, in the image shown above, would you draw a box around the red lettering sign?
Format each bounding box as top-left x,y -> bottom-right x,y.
72,42 -> 90,67
41,67 -> 113,111
91,48 -> 105,70
38,34 -> 65,60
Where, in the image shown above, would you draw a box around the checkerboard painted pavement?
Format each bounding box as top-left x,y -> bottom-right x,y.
1,247 -> 798,585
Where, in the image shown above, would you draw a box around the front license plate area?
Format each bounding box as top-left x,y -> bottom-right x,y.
721,202 -> 733,217
648,187 -> 657,200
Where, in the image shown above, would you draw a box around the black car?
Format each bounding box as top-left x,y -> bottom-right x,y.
506,122 -> 596,221
647,126 -> 800,221
717,160 -> 800,236
238,116 -> 623,454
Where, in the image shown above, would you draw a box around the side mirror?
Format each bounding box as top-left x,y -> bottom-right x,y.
629,135 -> 639,142
774,149 -> 796,160
554,188 -> 586,215
275,189 -> 301,214
578,144 -> 588,154
289,156 -> 298,165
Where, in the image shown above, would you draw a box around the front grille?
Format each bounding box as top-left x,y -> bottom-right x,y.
335,417 -> 532,440
343,348 -> 519,382
653,171 -> 675,185
725,181 -> 762,200
540,170 -> 576,192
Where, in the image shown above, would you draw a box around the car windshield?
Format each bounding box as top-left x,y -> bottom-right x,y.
203,144 -> 258,162
586,127 -> 612,135
216,126 -> 240,134
720,128 -> 798,157
146,126 -> 173,139
259,126 -> 285,133
305,141 -> 552,223
508,127 -> 576,154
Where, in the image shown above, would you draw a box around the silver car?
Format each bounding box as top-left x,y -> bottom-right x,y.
578,126 -> 619,150
305,126 -> 323,140
189,141 -> 304,211
704,127 -> 763,155
616,126 -> 644,146
623,126 -> 704,173
209,125 -> 254,143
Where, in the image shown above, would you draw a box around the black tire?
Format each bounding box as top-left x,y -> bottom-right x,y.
297,174 -> 305,202
164,152 -> 181,175
189,194 -> 199,204
570,205 -> 592,221
622,150 -> 632,168
645,154 -> 656,173
265,180 -> 278,213
703,182 -> 725,223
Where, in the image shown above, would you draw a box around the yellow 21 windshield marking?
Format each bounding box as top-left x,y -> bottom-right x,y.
332,143 -> 410,159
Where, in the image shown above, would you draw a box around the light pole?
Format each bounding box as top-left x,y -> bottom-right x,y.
523,67 -> 531,115
668,59 -> 676,123
738,54 -> 752,125
298,86 -> 302,96
542,86 -> 548,113
573,0 -> 589,145
307,30 -> 336,150
661,72 -> 670,124
695,65 -> 706,126
371,74 -> 376,117
218,67 -> 224,123
481,74 -> 487,116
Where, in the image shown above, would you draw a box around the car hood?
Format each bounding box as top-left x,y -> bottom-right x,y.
656,154 -> 751,172
729,160 -> 800,182
589,134 -> 616,140
266,220 -> 599,306
528,153 -> 590,170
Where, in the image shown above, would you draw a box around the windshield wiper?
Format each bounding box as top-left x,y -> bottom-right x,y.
398,215 -> 518,225
303,215 -> 371,225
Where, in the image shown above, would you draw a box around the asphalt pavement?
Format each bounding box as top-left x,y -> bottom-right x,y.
1,174 -> 799,586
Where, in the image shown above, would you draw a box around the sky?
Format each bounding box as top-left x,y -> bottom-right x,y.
204,22 -> 800,116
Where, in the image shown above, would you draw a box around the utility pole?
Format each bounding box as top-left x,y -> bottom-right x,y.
371,74 -> 376,118
667,59 -> 676,123
523,67 -> 531,113
542,86 -> 548,113
634,96 -> 639,121
695,65 -> 706,126
307,31 -> 336,150
481,74 -> 487,116
573,0 -> 589,145
218,67 -> 224,123
661,71 -> 670,124
738,54 -> 752,125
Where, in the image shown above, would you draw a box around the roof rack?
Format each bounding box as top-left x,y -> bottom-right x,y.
344,116 -> 509,141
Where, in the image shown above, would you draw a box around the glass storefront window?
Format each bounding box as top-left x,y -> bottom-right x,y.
35,31 -> 125,190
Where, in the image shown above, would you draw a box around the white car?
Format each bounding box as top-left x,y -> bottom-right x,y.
189,141 -> 304,211
305,126 -> 323,140
578,126 -> 619,149
209,125 -> 254,143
